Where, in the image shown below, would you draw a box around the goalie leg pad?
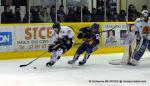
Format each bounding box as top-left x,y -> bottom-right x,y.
147,40 -> 150,51
132,38 -> 148,61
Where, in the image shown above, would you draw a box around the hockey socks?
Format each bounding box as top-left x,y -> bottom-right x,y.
68,54 -> 80,64
46,56 -> 61,67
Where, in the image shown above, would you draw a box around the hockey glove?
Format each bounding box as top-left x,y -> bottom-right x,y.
77,33 -> 83,39
48,44 -> 55,52
58,36 -> 70,44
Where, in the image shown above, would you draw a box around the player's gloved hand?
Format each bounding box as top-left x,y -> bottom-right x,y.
135,31 -> 139,35
83,33 -> 92,39
48,44 -> 55,52
58,36 -> 70,44
77,33 -> 83,39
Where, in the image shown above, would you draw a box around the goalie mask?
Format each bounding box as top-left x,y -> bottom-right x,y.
141,10 -> 149,18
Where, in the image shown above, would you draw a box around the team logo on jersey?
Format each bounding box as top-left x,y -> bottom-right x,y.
143,26 -> 150,33
0,32 -> 12,46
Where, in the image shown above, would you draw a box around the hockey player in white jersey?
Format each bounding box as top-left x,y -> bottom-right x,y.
128,10 -> 150,66
46,22 -> 74,67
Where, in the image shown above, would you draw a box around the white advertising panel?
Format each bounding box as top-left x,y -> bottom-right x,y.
102,24 -> 128,47
14,25 -> 53,51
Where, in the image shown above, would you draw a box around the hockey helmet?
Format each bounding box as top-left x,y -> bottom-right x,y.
52,22 -> 61,29
52,22 -> 61,33
91,23 -> 99,31
91,23 -> 99,29
141,10 -> 149,18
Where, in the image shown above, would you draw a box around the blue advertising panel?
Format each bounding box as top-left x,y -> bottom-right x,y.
0,32 -> 12,46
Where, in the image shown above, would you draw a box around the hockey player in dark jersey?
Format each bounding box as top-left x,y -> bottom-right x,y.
68,23 -> 100,65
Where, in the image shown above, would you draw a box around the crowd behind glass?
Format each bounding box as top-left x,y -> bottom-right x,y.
0,0 -> 149,23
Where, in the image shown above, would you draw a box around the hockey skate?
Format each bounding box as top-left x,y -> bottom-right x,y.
46,61 -> 55,67
78,53 -> 91,66
68,54 -> 79,64
127,58 -> 139,66
68,60 -> 76,64
78,59 -> 87,66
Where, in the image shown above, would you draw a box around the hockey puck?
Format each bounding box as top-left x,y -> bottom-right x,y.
33,67 -> 37,69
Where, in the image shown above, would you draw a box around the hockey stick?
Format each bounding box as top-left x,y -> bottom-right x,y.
19,44 -> 60,67
19,51 -> 47,67
100,25 -> 118,33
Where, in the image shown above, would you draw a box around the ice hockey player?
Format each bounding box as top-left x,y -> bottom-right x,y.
128,10 -> 150,66
46,22 -> 74,67
68,23 -> 100,65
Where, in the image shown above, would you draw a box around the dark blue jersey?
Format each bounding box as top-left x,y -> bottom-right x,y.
78,26 -> 100,45
77,26 -> 91,39
79,26 -> 91,33
91,32 -> 100,45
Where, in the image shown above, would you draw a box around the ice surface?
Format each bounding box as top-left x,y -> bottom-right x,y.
0,52 -> 150,86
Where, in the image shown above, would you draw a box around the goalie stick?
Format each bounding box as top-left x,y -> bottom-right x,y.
109,20 -> 138,65
109,34 -> 137,65
19,44 -> 60,67
109,56 -> 150,65
100,25 -> 118,33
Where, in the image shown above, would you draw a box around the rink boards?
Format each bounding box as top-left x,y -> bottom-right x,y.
0,22 -> 133,59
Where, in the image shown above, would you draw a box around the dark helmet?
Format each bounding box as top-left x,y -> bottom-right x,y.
52,22 -> 61,29
91,23 -> 99,30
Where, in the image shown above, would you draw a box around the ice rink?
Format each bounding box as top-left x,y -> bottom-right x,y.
0,52 -> 150,86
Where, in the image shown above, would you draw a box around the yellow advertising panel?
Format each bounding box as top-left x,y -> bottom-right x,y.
0,22 -> 134,59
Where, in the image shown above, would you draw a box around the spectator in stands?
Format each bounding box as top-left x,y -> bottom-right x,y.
95,6 -> 104,22
74,6 -> 81,22
142,5 -> 148,11
30,7 -> 41,23
65,7 -> 76,22
14,6 -> 21,23
97,0 -> 104,9
23,12 -> 29,23
50,5 -> 56,22
1,6 -> 14,23
129,13 -> 137,22
108,11 -> 119,22
128,4 -> 141,21
57,5 -> 66,22
91,8 -> 97,21
118,10 -> 126,21
39,7 -> 52,22
82,6 -> 91,22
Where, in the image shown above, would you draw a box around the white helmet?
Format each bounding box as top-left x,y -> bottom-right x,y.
141,10 -> 149,18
